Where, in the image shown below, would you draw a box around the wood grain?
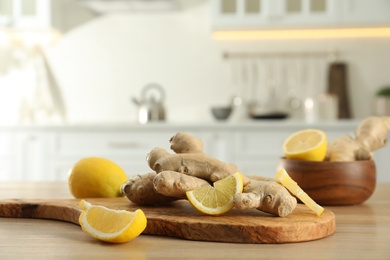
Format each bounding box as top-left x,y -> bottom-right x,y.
0,197 -> 335,244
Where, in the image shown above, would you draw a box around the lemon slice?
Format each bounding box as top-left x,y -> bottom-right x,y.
79,200 -> 147,243
186,172 -> 244,215
282,129 -> 327,161
276,168 -> 324,216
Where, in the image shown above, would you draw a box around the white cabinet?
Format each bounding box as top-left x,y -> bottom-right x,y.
42,129 -> 203,181
15,132 -> 50,180
0,132 -> 15,181
47,131 -> 177,181
340,0 -> 390,26
0,127 -> 204,181
0,131 -> 48,181
230,130 -> 287,177
0,0 -> 51,29
211,0 -> 390,30
200,131 -> 233,162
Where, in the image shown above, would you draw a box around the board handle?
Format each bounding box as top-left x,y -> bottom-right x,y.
0,199 -> 81,225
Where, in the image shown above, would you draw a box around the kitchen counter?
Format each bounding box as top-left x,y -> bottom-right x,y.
0,119 -> 360,132
0,182 -> 389,259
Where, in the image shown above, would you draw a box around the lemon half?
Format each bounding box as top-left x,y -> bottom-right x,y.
282,129 -> 327,161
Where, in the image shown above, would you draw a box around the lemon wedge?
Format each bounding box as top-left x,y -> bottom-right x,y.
186,172 -> 244,215
276,168 -> 324,216
79,200 -> 147,243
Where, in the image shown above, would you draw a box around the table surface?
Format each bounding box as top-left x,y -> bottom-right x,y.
1,182 -> 389,260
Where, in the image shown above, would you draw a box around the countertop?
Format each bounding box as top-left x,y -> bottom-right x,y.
0,182 -> 389,259
0,119 -> 361,132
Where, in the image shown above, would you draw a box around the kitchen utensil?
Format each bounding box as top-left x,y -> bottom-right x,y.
327,62 -> 352,118
248,57 -> 291,119
250,112 -> 289,120
285,57 -> 302,118
132,83 -> 166,124
247,59 -> 259,107
264,57 -> 279,112
277,158 -> 376,205
0,197 -> 335,244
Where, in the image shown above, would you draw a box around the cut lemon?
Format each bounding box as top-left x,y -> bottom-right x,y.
79,200 -> 147,243
276,168 -> 324,216
186,172 -> 244,215
282,129 -> 327,161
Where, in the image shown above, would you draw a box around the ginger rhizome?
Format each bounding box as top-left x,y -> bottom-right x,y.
121,132 -> 297,217
234,178 -> 297,217
121,172 -> 178,205
326,116 -> 390,161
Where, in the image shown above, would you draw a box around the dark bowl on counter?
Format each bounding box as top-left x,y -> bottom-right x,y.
211,106 -> 232,120
276,157 -> 376,206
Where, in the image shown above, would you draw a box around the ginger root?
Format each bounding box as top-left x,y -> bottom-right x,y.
150,149 -> 239,183
234,179 -> 297,217
122,132 -> 297,217
169,132 -> 203,154
121,172 -> 179,205
153,170 -> 210,199
146,147 -> 170,170
326,135 -> 364,162
355,116 -> 390,153
327,116 -> 390,161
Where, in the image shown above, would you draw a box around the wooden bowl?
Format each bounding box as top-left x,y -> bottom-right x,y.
276,158 -> 376,206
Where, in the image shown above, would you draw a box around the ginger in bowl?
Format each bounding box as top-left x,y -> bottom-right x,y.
278,116 -> 390,206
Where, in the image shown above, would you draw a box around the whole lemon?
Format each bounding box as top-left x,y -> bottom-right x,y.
68,157 -> 128,198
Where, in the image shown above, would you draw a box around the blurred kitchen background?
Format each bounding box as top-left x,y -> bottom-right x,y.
1,0 -> 390,124
1,0 -> 390,181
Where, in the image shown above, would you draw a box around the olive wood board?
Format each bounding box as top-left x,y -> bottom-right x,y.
0,197 -> 335,244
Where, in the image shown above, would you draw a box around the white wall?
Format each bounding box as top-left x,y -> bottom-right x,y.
44,1 -> 390,124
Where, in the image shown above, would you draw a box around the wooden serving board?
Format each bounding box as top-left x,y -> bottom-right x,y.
0,198 -> 335,244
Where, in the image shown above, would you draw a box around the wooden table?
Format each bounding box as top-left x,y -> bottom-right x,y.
1,182 -> 389,259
